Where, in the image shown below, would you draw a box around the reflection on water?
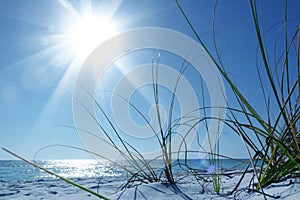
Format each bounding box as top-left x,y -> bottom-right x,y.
0,159 -> 123,181
0,159 -> 251,181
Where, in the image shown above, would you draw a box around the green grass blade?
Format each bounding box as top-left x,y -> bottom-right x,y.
2,148 -> 110,200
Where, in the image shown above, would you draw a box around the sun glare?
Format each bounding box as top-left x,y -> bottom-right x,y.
68,15 -> 117,58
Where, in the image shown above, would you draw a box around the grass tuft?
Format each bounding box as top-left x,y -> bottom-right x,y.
176,0 -> 300,195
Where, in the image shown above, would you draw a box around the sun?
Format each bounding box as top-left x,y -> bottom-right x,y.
68,15 -> 117,59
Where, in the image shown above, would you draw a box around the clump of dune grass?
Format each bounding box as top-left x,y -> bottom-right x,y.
248,0 -> 300,189
2,48 -> 221,198
176,0 -> 299,197
4,48 -> 217,196
70,51 -> 218,186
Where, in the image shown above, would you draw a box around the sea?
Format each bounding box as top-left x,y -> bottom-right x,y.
0,159 -> 250,182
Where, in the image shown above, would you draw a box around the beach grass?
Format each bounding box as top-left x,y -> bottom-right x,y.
2,0 -> 299,199
2,48 -> 221,197
176,0 -> 299,196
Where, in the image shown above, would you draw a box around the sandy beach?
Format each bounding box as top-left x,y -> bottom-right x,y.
1,172 -> 299,200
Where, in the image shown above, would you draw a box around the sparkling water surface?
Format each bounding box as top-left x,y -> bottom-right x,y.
0,159 -> 249,181
0,159 -> 122,181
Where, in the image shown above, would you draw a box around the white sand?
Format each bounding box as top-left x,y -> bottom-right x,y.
1,173 -> 299,199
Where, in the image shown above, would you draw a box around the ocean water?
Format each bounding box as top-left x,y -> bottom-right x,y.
0,159 -> 249,181
0,160 -> 123,181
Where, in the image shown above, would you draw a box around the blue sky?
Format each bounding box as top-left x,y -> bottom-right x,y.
0,0 -> 299,160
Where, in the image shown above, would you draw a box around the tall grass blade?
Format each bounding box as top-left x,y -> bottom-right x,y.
2,148 -> 110,200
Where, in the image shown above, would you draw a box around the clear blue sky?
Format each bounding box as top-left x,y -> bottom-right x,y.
0,0 -> 299,160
